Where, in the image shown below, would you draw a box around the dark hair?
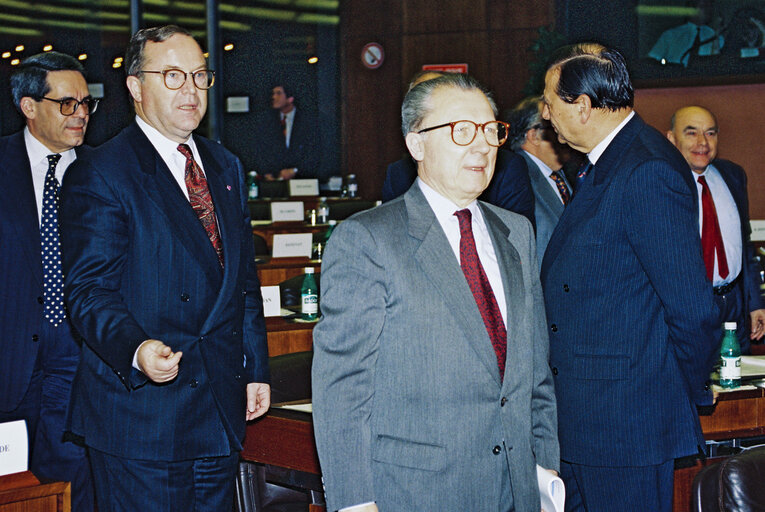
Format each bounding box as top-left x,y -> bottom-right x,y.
401,73 -> 497,136
272,83 -> 294,100
504,96 -> 544,152
548,42 -> 633,111
125,25 -> 194,78
10,52 -> 85,113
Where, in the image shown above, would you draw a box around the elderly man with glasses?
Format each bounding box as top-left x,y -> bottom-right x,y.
0,50 -> 95,512
58,25 -> 269,511
312,73 -> 559,512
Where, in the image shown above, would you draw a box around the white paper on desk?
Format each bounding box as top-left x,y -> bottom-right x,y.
271,201 -> 305,222
741,356 -> 765,377
537,464 -> 564,512
272,233 -> 313,258
260,286 -> 281,317
289,179 -> 319,197
0,420 -> 28,476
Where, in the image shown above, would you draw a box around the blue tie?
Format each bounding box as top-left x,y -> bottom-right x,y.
41,154 -> 66,327
575,158 -> 593,190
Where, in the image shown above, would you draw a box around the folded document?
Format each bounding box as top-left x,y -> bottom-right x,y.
537,464 -> 565,512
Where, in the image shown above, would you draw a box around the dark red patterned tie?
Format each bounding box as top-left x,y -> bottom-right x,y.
697,175 -> 728,281
550,170 -> 570,205
177,144 -> 224,267
454,209 -> 507,380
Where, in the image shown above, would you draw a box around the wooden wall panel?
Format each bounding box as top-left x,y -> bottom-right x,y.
488,0 -> 555,30
403,0 -> 487,34
488,28 -> 543,110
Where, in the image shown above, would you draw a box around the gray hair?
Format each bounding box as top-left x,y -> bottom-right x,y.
125,25 -> 194,78
401,73 -> 497,136
504,96 -> 543,152
10,52 -> 85,114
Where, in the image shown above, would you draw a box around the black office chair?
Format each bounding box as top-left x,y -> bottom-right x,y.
692,445 -> 765,511
253,234 -> 269,258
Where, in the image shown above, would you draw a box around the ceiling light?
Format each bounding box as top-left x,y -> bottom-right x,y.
1,51 -> 10,58
308,56 -> 318,64
224,43 -> 234,51
43,44 -> 52,52
114,56 -> 123,63
78,53 -> 87,60
112,62 -> 122,68
11,58 -> 19,65
15,44 -> 23,52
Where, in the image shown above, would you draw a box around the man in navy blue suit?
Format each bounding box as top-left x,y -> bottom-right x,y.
667,105 -> 765,353
0,51 -> 95,511
60,25 -> 270,511
540,43 -> 719,512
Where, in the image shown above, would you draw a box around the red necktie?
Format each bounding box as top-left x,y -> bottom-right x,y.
454,209 -> 507,380
178,144 -> 224,267
280,115 -> 287,141
550,171 -> 570,205
697,175 -> 728,281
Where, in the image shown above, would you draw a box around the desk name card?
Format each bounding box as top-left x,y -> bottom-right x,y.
751,220 -> 765,242
272,233 -> 313,258
289,179 -> 319,197
0,420 -> 27,476
260,286 -> 281,317
271,201 -> 305,222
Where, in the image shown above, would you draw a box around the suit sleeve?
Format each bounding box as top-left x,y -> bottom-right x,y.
60,159 -> 150,389
732,165 -> 765,313
625,159 -> 720,405
311,218 -> 385,510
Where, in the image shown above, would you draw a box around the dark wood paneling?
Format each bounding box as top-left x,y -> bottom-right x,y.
488,0 -> 554,30
403,0 -> 487,34
489,28 -> 545,109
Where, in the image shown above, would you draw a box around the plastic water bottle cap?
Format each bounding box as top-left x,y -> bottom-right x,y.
724,322 -> 737,330
304,267 -> 315,274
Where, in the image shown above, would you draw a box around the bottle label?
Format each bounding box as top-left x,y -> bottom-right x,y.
301,294 -> 318,315
248,183 -> 258,199
720,356 -> 742,380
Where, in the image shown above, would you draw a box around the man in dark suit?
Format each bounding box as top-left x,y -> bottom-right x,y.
505,96 -> 572,269
540,44 -> 719,512
0,51 -> 95,512
59,25 -> 270,511
667,105 -> 765,352
254,83 -> 320,179
313,73 -> 559,512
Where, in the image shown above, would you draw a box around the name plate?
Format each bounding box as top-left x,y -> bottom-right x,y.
272,233 -> 313,258
289,179 -> 319,197
751,220 -> 765,242
271,201 -> 304,222
0,420 -> 28,476
260,286 -> 281,317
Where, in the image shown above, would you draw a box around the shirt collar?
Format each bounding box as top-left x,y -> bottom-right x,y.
23,126 -> 76,169
135,115 -> 200,162
588,110 -> 635,164
416,177 -> 483,226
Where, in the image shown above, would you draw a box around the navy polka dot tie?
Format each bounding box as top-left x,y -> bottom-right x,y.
454,209 -> 507,380
41,154 -> 66,326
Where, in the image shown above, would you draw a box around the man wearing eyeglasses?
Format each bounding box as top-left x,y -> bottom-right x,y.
0,51 -> 95,512
59,25 -> 269,511
312,73 -> 559,512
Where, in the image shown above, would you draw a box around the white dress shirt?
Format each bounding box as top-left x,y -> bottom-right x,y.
588,111 -> 635,165
24,127 -> 77,223
695,164 -> 742,286
282,107 -> 296,148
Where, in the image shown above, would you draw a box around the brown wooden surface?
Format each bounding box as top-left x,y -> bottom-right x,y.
0,476 -> 70,512
265,316 -> 314,356
252,224 -> 328,254
672,457 -> 723,512
242,410 -> 320,475
257,257 -> 321,287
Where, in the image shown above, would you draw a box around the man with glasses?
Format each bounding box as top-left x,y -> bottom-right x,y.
59,25 -> 270,511
0,51 -> 95,512
313,73 -> 558,512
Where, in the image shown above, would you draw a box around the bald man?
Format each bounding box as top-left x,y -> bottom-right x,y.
668,105 -> 765,353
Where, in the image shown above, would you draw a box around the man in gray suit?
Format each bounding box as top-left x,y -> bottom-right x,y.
505,96 -> 573,269
312,73 -> 559,512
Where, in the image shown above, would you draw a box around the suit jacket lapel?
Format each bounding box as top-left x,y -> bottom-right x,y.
405,185 -> 502,385
523,152 -> 565,217
126,124 -> 222,288
1,132 -> 44,288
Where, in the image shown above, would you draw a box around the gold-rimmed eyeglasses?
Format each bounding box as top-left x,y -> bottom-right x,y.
40,96 -> 99,116
138,69 -> 215,90
417,120 -> 510,147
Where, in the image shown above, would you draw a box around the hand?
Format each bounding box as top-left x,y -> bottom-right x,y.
263,173 -> 276,181
750,309 -> 765,340
278,167 -> 297,180
136,339 -> 182,383
246,382 -> 271,420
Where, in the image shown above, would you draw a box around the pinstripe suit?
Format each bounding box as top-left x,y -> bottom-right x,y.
541,114 -> 720,510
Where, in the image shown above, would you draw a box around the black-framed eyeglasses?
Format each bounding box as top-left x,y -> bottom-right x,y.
40,96 -> 99,116
417,120 -> 510,147
138,69 -> 215,90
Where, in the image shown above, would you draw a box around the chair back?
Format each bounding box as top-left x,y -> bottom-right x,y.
693,446 -> 765,512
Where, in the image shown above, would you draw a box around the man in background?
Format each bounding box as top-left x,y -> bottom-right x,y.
505,96 -> 572,268
60,25 -> 269,511
667,105 -> 765,352
255,83 -> 320,180
0,51 -> 95,512
541,43 -> 719,512
313,73 -> 558,512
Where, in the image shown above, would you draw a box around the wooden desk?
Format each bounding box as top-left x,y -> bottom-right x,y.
0,472 -> 70,512
257,257 -> 320,287
252,222 -> 329,253
266,316 -> 314,356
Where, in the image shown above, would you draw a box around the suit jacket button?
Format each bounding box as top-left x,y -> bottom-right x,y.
232,330 -> 238,336
235,374 -> 241,380
551,324 -> 558,332
563,284 -> 570,292
181,293 -> 190,302
242,290 -> 247,296
500,397 -> 507,407
552,367 -> 558,375
37,296 -> 44,304
31,334 -> 39,342
492,445 -> 502,455
190,379 -> 198,388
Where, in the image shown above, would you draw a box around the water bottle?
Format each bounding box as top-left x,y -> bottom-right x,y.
247,171 -> 259,199
346,174 -> 358,198
324,220 -> 337,244
719,322 -> 741,389
317,197 -> 330,224
300,267 -> 319,321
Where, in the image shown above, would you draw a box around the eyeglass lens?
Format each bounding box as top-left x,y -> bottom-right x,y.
163,69 -> 214,90
60,98 -> 98,115
452,121 -> 507,146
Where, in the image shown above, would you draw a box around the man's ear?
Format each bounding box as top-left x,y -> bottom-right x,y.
126,75 -> 142,103
575,94 -> 592,124
666,130 -> 677,146
524,127 -> 540,146
405,132 -> 425,162
19,97 -> 37,119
